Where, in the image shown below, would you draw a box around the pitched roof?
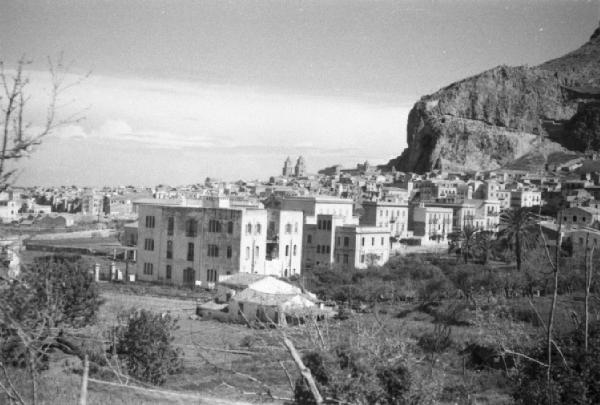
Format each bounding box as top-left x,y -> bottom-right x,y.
232,288 -> 316,307
218,273 -> 268,289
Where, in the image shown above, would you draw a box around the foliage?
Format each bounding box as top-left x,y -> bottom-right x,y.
418,324 -> 453,354
306,256 -> 453,305
294,347 -> 412,405
2,255 -> 101,329
513,322 -> 600,405
0,254 -> 102,404
115,309 -> 183,385
498,207 -> 539,271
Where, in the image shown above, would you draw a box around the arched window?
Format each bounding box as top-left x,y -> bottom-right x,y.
246,223 -> 252,234
167,217 -> 174,236
185,219 -> 197,237
166,240 -> 173,259
183,268 -> 195,285
256,223 -> 262,234
227,221 -> 234,234
209,219 -> 221,232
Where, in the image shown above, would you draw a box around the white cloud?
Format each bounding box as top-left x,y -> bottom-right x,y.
17,69 -> 414,183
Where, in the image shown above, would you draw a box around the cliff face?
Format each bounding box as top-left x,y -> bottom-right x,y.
389,24 -> 600,173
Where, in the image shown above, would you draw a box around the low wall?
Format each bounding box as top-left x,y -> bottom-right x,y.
29,229 -> 116,241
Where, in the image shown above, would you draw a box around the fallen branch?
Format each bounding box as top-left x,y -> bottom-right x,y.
194,345 -> 255,356
283,336 -> 323,405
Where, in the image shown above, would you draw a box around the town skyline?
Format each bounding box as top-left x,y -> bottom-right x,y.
2,0 -> 598,186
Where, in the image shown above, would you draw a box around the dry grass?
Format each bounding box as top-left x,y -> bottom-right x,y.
3,284 -> 525,404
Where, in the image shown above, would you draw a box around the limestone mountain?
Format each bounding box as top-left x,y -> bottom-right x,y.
387,23 -> 600,173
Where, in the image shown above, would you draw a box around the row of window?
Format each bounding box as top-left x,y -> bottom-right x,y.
316,245 -> 331,254
378,209 -> 406,217
146,215 -> 236,236
317,219 -> 332,231
147,215 -> 302,239
284,244 -> 298,256
360,236 -> 385,247
335,254 -> 349,264
270,221 -> 300,234
145,239 -> 233,260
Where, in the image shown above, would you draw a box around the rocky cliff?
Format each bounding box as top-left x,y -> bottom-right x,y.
388,24 -> 600,173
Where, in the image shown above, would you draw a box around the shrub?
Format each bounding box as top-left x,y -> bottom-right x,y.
3,255 -> 102,328
115,309 -> 183,385
293,347 -> 412,405
418,324 -> 453,354
513,321 -> 600,404
0,255 -> 102,369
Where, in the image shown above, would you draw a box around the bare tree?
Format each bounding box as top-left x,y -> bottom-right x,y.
584,233 -> 595,353
0,55 -> 84,190
545,212 -> 562,393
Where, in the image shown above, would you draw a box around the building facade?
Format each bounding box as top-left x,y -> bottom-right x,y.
265,209 -> 303,277
334,226 -> 390,270
360,200 -> 409,238
135,202 -> 268,287
411,205 -> 453,243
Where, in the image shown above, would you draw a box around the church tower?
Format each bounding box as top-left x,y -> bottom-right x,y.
295,156 -> 306,177
282,156 -> 293,177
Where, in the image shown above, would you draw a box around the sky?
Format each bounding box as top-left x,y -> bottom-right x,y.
0,0 -> 598,186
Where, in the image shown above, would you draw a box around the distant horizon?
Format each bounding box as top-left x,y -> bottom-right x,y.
2,0 -> 598,186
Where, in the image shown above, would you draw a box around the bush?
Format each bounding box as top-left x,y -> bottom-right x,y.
513,321 -> 600,404
3,255 -> 102,328
418,324 -> 453,354
0,255 -> 102,369
294,347 -> 412,405
115,310 -> 183,385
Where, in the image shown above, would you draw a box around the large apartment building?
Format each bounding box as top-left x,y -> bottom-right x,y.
410,204 -> 454,243
361,199 -> 409,238
135,199 -> 301,286
334,225 -> 390,270
281,196 -> 392,271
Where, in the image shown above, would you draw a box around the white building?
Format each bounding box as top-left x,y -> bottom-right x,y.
411,204 -> 453,244
334,225 -> 390,269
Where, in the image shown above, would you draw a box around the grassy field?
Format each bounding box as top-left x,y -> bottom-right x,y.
7,276 -> 590,404
85,287 -> 522,404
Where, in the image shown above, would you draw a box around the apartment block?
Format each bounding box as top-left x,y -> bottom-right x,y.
135,201 -> 268,287
334,226 -> 390,270
510,190 -> 542,208
265,209 -> 303,277
360,200 -> 409,238
411,204 -> 453,243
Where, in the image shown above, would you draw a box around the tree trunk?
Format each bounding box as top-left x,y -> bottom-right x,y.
283,337 -> 323,404
546,212 -> 562,395
516,233 -> 522,271
585,240 -> 594,353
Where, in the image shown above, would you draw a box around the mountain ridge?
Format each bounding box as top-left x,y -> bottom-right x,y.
387,23 -> 600,173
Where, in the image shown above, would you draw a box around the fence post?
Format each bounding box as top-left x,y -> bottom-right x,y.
79,355 -> 89,405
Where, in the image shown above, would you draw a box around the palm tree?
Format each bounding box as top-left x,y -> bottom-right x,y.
498,207 -> 538,271
474,230 -> 495,265
460,225 -> 478,263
